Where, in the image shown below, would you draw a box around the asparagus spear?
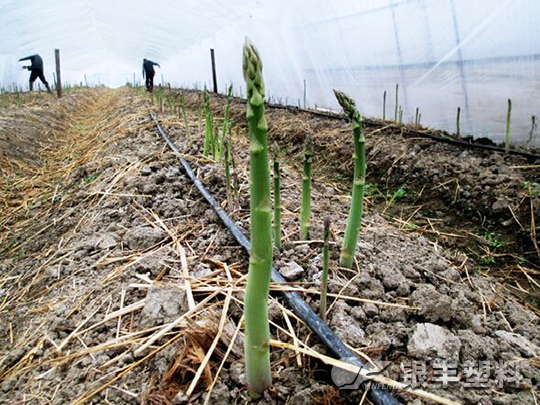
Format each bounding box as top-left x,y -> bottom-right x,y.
300,133 -> 313,240
203,92 -> 213,157
334,90 -> 366,269
243,38 -> 272,397
273,141 -> 282,251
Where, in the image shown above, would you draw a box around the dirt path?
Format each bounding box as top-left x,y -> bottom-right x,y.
0,87 -> 538,405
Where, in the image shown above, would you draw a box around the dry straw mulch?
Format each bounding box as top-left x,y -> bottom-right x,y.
1,88 -> 537,405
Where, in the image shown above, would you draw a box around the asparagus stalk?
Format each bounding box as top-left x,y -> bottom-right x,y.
273,141 -> 282,251
334,89 -> 366,269
203,92 -> 213,157
224,138 -> 233,207
320,218 -> 330,323
213,120 -> 219,160
243,38 -> 272,397
230,140 -> 240,201
197,106 -> 202,139
300,133 -> 313,240
221,84 -> 233,159
181,105 -> 190,139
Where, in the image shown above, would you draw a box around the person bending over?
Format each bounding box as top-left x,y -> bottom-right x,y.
142,59 -> 160,92
19,54 -> 51,92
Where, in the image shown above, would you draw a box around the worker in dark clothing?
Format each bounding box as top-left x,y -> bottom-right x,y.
19,54 -> 51,92
142,59 -> 160,92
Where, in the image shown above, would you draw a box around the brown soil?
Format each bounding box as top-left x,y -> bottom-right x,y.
0,86 -> 538,405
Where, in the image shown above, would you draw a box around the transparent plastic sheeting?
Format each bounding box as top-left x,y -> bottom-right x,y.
1,0 -> 539,146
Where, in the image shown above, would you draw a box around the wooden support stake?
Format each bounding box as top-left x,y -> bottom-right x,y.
394,83 -> 399,122
210,48 -> 218,94
505,98 -> 512,153
382,90 -> 387,125
303,79 -> 306,108
456,106 -> 461,139
55,49 -> 62,98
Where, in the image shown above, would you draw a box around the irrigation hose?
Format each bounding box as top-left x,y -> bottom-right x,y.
403,127 -> 540,160
265,102 -> 540,160
150,113 -> 402,405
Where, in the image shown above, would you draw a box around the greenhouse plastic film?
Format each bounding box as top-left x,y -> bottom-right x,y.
1,0 -> 539,145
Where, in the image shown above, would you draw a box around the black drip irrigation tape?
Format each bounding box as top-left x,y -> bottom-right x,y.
150,113 -> 402,405
265,102 -> 540,160
402,127 -> 540,160
171,90 -> 540,159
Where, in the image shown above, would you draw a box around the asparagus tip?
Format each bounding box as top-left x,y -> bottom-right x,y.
333,89 -> 357,119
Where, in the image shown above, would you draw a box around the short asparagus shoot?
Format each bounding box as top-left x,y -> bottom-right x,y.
181,105 -> 191,139
334,89 -> 366,269
320,218 -> 331,323
221,84 -> 234,159
273,141 -> 282,251
243,38 -> 272,397
224,138 -> 233,208
203,92 -> 213,157
197,106 -> 202,138
300,133 -> 313,240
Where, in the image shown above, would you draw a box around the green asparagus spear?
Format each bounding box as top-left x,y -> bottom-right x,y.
320,218 -> 330,322
334,90 -> 366,269
300,133 -> 313,240
273,141 -> 282,251
243,38 -> 272,397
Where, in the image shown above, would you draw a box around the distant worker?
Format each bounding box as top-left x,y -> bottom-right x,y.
18,54 -> 51,92
142,58 -> 160,92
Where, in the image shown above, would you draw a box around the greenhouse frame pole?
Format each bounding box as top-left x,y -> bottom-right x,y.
55,49 -> 62,98
210,48 -> 218,94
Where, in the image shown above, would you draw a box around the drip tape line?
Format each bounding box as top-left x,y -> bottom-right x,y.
150,112 -> 401,405
402,128 -> 540,160
263,102 -> 540,160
